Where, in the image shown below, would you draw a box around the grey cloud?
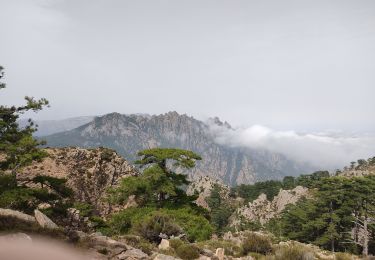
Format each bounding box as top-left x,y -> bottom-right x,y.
0,0 -> 374,132
209,122 -> 375,169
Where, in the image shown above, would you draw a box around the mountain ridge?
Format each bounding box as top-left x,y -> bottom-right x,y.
42,112 -> 315,185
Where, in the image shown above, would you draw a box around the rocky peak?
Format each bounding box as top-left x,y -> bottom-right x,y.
44,112 -> 314,185
233,186 -> 309,225
207,117 -> 232,129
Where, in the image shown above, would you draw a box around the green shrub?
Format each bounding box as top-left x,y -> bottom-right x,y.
163,208 -> 213,242
100,147 -> 114,161
169,238 -> 184,250
109,207 -> 213,242
175,244 -> 200,260
73,202 -> 94,217
242,233 -> 273,255
134,212 -> 182,243
109,207 -> 155,234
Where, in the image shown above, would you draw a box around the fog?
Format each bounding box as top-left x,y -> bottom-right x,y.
209,122 -> 375,169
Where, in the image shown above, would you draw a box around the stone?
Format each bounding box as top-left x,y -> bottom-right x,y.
34,209 -> 58,229
153,253 -> 178,260
0,208 -> 36,223
117,248 -> 148,259
158,239 -> 170,250
37,203 -> 51,210
201,248 -> 214,257
198,255 -> 211,260
215,248 -> 225,260
88,234 -> 129,250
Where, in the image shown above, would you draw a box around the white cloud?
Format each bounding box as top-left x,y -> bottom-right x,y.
209,122 -> 375,169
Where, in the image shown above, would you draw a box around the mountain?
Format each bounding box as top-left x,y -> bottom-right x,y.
19,116 -> 94,136
42,112 -> 314,185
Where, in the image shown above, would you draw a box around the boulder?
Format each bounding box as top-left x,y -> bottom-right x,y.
201,248 -> 214,257
215,248 -> 225,260
158,239 -> 170,250
88,233 -> 130,251
117,248 -> 148,259
34,209 -> 58,229
0,208 -> 36,223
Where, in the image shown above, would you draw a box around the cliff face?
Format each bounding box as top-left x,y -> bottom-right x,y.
232,186 -> 309,225
43,112 -> 312,185
19,147 -> 137,215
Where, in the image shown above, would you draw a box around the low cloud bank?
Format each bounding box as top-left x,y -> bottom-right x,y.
209,123 -> 375,170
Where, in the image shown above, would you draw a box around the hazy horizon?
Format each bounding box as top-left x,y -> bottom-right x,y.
1,0 -> 375,168
1,0 -> 375,133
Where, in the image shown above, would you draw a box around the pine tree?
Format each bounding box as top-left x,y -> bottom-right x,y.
0,66 -> 49,183
111,148 -> 202,208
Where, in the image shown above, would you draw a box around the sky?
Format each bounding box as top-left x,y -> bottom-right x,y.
1,0 -> 375,167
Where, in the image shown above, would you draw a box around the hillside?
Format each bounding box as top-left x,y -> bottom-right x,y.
19,147 -> 137,215
42,112 -> 314,185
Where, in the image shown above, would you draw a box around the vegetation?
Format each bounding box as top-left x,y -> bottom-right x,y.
242,232 -> 273,255
206,184 -> 234,233
232,171 -> 330,203
276,175 -> 375,255
110,148 -> 202,208
108,148 -> 214,243
0,66 -> 73,216
175,243 -> 200,260
109,207 -> 213,242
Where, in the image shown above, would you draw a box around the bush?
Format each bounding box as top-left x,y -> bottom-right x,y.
109,207 -> 213,242
247,252 -> 267,260
134,212 -> 182,243
73,202 -> 94,217
164,208 -> 213,242
175,244 -> 200,260
242,233 -> 273,255
274,244 -> 313,260
169,238 -> 184,250
109,207 -> 154,234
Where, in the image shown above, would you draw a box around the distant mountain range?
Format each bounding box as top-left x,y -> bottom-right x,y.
39,112 -> 315,185
19,116 -> 94,136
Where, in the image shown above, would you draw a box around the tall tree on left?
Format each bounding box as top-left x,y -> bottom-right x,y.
0,66 -> 49,184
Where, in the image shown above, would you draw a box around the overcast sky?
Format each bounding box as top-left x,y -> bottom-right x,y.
1,0 -> 374,133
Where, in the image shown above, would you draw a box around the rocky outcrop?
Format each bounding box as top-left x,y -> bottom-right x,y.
233,186 -> 309,225
34,209 -> 58,229
43,112 -> 314,185
158,239 -> 170,250
187,176 -> 229,209
339,165 -> 375,178
0,208 -> 36,224
19,147 -> 138,215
